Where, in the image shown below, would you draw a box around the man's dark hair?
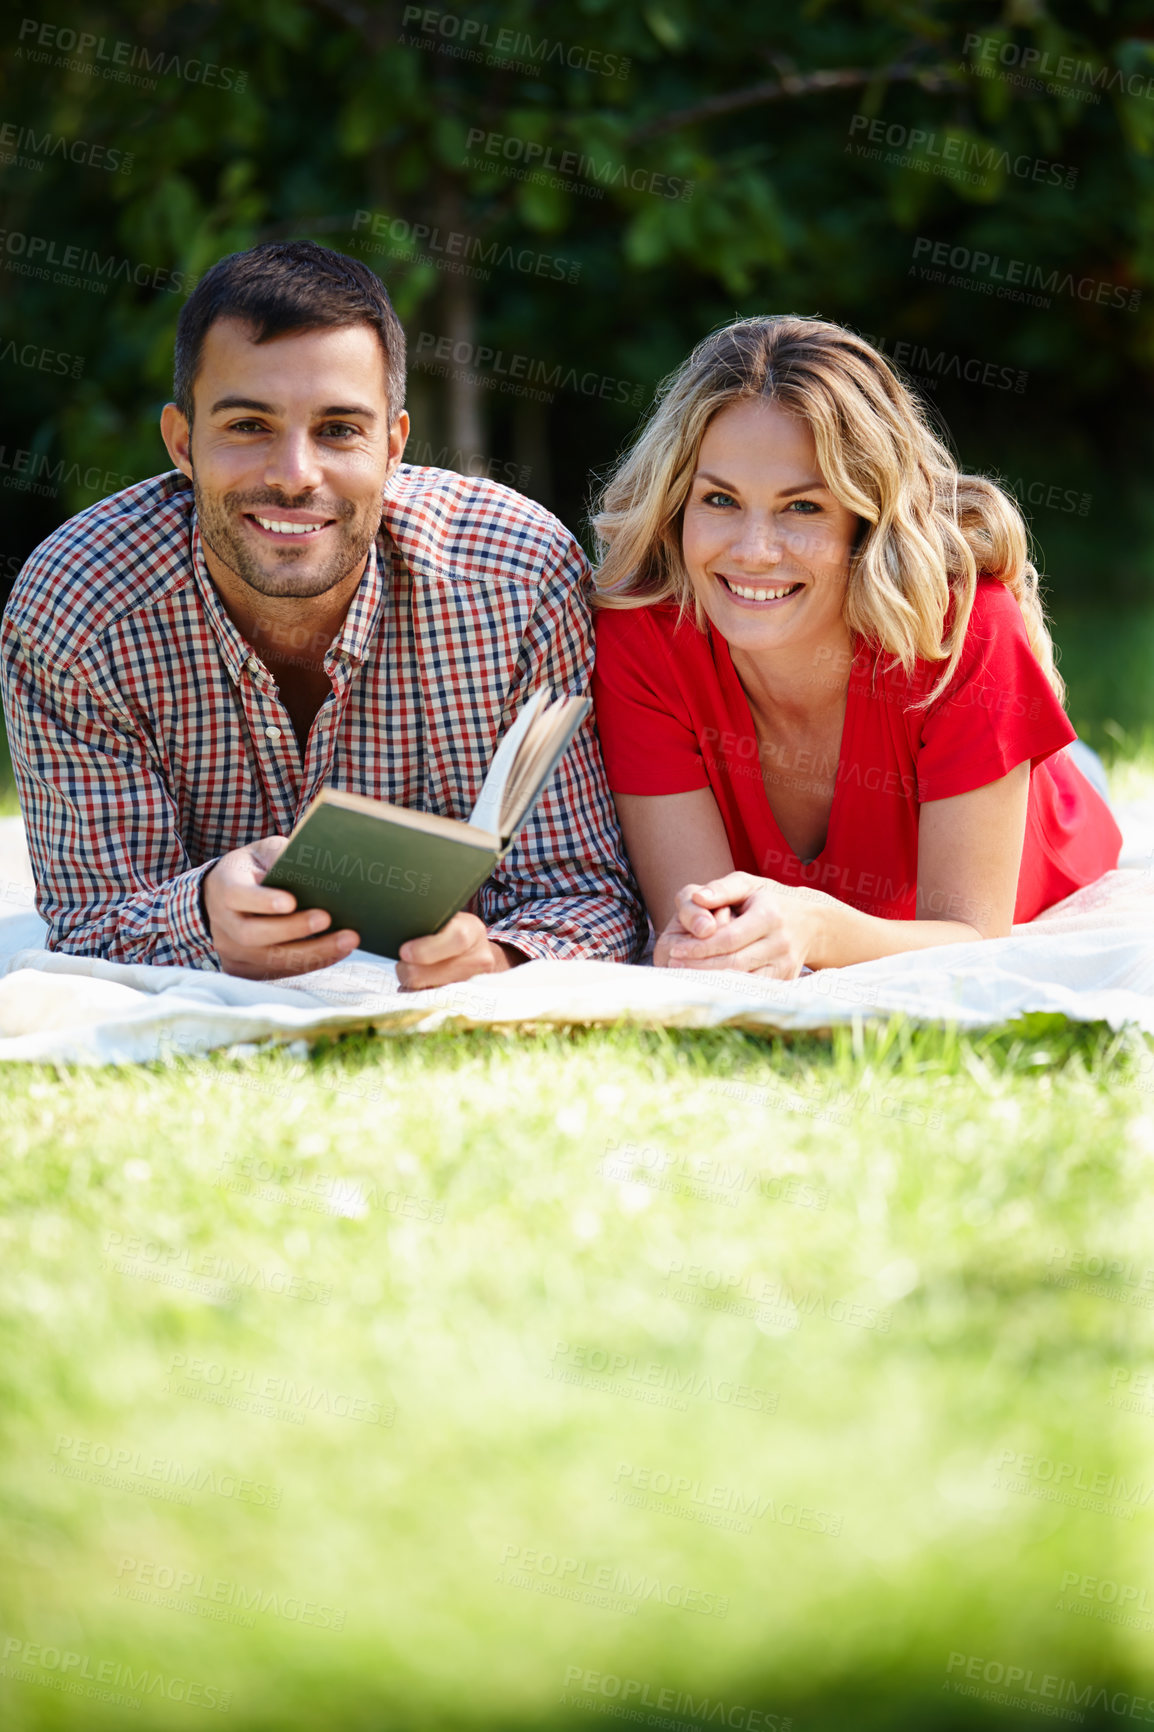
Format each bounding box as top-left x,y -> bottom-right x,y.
173,239 -> 406,424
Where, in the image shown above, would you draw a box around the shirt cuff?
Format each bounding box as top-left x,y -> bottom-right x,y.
485,917 -> 630,965
179,859 -> 222,970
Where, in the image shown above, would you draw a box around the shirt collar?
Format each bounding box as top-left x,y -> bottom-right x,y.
188,517 -> 389,682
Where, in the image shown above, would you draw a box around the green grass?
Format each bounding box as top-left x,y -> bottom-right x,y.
3,1017 -> 1154,1731
1051,605 -> 1154,763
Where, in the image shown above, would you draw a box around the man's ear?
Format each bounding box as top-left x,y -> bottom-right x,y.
386,410 -> 410,479
160,402 -> 193,479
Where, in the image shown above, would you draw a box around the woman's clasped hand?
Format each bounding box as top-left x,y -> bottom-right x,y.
655,874 -> 820,980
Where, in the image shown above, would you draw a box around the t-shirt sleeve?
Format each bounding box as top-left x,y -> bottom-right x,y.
592,605 -> 711,794
916,580 -> 1076,803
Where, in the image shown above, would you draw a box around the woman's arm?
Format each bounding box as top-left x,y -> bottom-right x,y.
632,762 -> 1031,975
612,789 -> 737,933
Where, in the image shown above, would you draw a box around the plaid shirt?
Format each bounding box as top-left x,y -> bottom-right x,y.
1,466 -> 647,969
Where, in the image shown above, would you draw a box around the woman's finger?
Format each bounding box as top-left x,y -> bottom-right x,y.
667,898 -> 782,962
686,872 -> 762,908
671,883 -> 718,939
664,934 -> 789,974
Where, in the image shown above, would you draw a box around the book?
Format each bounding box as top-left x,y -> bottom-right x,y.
261,689 -> 590,960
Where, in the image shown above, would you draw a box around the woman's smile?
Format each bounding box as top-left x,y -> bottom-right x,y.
715,575 -> 805,604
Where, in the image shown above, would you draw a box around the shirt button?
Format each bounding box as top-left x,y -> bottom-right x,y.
246,656 -> 260,674
264,725 -> 282,740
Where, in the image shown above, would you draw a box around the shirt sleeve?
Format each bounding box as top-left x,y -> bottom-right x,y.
473,540 -> 650,965
916,581 -> 1076,804
1,620 -> 220,969
591,605 -> 711,794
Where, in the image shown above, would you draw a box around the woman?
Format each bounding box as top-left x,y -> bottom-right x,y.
591,316 -> 1121,978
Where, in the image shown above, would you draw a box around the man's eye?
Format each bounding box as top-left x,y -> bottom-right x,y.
320,423 -> 358,439
229,420 -> 267,433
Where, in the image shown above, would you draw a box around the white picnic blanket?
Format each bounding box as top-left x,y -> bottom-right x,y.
1,811 -> 1152,1064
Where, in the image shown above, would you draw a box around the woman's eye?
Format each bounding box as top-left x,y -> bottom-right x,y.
786,499 -> 821,514
702,489 -> 736,507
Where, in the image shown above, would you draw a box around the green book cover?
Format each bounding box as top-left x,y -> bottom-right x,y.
262,691 -> 590,961
263,797 -> 499,961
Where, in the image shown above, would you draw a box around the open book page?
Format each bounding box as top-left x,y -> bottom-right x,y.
467,690 -> 590,842
497,693 -> 588,837
467,689 -> 551,837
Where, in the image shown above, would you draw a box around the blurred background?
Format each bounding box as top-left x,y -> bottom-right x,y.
1,0 -> 1153,790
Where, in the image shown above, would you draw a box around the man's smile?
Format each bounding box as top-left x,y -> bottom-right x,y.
244,510 -> 337,541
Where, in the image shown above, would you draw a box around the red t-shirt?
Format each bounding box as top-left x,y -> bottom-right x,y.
592,580 -> 1121,923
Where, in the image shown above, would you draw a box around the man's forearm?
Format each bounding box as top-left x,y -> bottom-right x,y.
43,861 -> 220,969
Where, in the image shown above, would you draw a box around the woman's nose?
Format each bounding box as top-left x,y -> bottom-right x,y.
730,516 -> 785,566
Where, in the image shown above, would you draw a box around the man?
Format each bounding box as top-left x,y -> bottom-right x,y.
1,240 -> 646,986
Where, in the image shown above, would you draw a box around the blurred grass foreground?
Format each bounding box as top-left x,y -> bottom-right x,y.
3,1009 -> 1154,1731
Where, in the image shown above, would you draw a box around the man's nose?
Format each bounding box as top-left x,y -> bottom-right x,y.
262,430 -> 325,494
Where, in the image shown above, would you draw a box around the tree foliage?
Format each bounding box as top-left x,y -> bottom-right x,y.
1,0 -> 1152,600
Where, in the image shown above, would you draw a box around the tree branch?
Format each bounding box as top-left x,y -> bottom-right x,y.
631,62 -> 965,141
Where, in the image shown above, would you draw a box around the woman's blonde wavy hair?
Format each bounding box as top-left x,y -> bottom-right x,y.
591,315 -> 1062,706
